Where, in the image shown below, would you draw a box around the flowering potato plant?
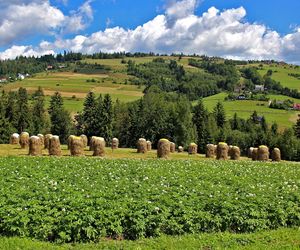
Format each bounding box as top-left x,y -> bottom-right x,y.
0,157 -> 299,242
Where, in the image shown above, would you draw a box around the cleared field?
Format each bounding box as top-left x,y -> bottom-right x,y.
0,144 -> 242,160
257,64 -> 300,90
83,56 -> 198,71
202,93 -> 300,129
1,71 -> 144,113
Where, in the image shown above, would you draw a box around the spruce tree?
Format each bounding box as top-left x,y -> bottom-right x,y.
102,94 -> 113,142
294,114 -> 300,139
16,87 -> 32,133
82,91 -> 97,137
32,87 -> 47,134
213,101 -> 226,128
193,99 -> 209,152
49,92 -> 72,143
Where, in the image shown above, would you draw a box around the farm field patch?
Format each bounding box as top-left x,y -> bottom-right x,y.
0,157 -> 299,243
202,92 -> 300,129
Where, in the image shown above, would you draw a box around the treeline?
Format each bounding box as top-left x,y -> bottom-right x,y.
1,87 -> 300,161
0,52 -> 83,78
127,59 -> 220,100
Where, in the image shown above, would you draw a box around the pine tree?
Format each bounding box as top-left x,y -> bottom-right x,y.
0,96 -> 14,143
294,114 -> 300,138
82,91 -> 97,137
101,94 -> 113,142
231,113 -> 241,130
32,87 -> 47,134
261,116 -> 268,132
271,122 -> 278,135
49,92 -> 72,143
193,99 -> 209,152
213,101 -> 226,128
16,87 -> 32,133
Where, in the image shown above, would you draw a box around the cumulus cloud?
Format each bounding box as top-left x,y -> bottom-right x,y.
0,45 -> 54,60
0,0 -> 93,47
0,0 -> 299,63
63,0 -> 94,33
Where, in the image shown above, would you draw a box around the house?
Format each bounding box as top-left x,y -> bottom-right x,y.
293,104 -> 300,110
17,73 -> 25,80
254,85 -> 265,92
46,65 -> 54,70
0,78 -> 7,83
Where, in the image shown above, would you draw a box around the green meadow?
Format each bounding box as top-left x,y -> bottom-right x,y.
257,64 -> 300,90
202,92 -> 300,129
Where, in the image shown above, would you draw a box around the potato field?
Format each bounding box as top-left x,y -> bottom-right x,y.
0,157 -> 299,243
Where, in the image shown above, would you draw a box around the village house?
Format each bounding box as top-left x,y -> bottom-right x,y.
293,103 -> 300,111
254,85 -> 265,92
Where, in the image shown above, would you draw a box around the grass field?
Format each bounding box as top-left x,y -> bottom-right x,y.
1,228 -> 299,249
1,71 -> 144,113
202,92 -> 300,129
257,64 -> 300,90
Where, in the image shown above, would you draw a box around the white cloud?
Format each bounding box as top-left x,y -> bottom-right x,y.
0,0 -> 93,46
0,45 -> 54,60
62,0 -> 94,33
0,0 -> 299,63
0,2 -> 64,46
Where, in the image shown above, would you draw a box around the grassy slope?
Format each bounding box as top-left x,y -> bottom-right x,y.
202,92 -> 300,129
257,64 -> 300,90
1,71 -> 144,113
1,228 -> 299,250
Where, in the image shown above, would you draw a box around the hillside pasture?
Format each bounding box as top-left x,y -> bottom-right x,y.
202,93 -> 300,129
1,71 -> 144,113
257,64 -> 300,90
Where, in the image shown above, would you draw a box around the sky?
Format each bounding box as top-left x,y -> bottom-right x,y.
0,0 -> 299,63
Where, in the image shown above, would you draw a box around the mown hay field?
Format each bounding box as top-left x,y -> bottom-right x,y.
1,71 -> 144,113
0,156 -> 299,244
202,92 -> 300,129
258,64 -> 300,90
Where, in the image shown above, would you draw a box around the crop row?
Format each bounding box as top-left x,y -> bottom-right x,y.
0,157 -> 299,242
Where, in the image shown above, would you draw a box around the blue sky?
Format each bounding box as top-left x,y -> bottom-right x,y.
0,0 -> 300,63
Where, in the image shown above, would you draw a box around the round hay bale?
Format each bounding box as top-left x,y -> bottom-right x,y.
137,138 -> 147,154
188,143 -> 197,155
258,145 -> 269,161
80,135 -> 88,148
37,134 -> 44,148
146,141 -> 152,151
44,134 -> 53,149
178,146 -> 184,153
271,148 -> 281,162
216,142 -> 229,160
111,138 -> 119,150
49,136 -> 61,156
252,148 -> 258,161
70,136 -> 84,156
10,133 -> 19,145
20,132 -> 29,149
157,139 -> 170,159
93,137 -> 106,157
170,142 -> 176,153
29,136 -> 42,156
230,146 -> 240,160
248,147 -> 254,158
206,144 -> 216,158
